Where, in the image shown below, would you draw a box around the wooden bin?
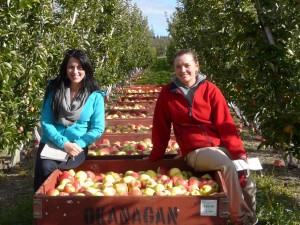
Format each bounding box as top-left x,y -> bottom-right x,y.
34,159 -> 229,225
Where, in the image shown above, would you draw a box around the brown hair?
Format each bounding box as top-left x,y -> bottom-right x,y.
172,49 -> 198,64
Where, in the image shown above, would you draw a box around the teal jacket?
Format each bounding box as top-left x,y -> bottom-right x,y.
40,91 -> 106,149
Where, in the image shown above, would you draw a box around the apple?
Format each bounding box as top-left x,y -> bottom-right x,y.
46,188 -> 59,196
94,191 -> 104,196
72,180 -> 82,191
124,170 -> 139,178
56,184 -> 65,192
98,148 -> 110,156
137,141 -> 147,150
75,170 -> 88,182
206,180 -> 219,192
84,187 -> 98,195
59,178 -> 72,186
187,177 -> 201,191
128,180 -> 142,189
93,173 -> 105,182
189,189 -> 200,196
143,178 -> 157,188
170,186 -> 185,196
174,178 -> 188,188
156,174 -> 169,183
143,138 -> 152,147
121,175 -> 134,183
102,138 -> 110,146
82,180 -> 95,188
138,173 -> 151,181
200,184 -> 214,196
59,171 -> 74,183
143,187 -> 155,196
145,169 -> 157,178
68,169 -> 76,177
102,186 -> 116,196
88,150 -> 97,156
169,167 -> 181,177
166,150 -> 179,155
103,174 -> 116,184
114,183 -> 129,196
58,191 -> 69,196
201,174 -> 213,181
86,171 -> 96,180
163,178 -> 174,189
128,187 -> 143,196
63,183 -> 76,194
116,151 -> 127,155
154,183 -> 165,193
92,182 -> 103,189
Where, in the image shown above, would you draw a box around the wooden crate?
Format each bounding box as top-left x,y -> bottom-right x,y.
34,159 -> 229,225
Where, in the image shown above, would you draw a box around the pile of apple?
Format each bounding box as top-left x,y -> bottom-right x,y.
46,166 -> 219,197
106,111 -> 151,119
105,124 -> 152,134
110,103 -> 151,110
88,138 -> 180,156
126,88 -> 161,94
126,93 -> 159,98
122,99 -> 157,103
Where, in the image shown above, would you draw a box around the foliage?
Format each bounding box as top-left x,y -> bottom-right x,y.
167,0 -> 300,160
254,174 -> 300,224
153,37 -> 171,57
0,0 -> 155,156
136,57 -> 174,85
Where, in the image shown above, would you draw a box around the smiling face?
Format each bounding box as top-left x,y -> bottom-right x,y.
67,57 -> 86,87
174,53 -> 199,87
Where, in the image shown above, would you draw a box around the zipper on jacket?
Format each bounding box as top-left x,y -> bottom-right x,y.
199,125 -> 214,146
188,107 -> 192,116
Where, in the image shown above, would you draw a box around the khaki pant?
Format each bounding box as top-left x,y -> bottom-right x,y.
186,147 -> 257,225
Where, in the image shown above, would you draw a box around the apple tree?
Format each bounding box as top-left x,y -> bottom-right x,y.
167,0 -> 300,161
0,0 -> 155,156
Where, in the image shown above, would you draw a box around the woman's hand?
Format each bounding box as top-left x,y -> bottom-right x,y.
63,142 -> 83,157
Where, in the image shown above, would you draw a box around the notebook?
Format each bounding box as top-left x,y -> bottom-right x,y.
40,141 -> 69,161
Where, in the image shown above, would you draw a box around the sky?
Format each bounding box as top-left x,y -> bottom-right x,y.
130,0 -> 178,37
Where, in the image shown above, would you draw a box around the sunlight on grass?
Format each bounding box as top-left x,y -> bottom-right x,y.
254,174 -> 300,224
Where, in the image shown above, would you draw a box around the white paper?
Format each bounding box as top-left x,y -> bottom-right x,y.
40,142 -> 69,161
233,157 -> 263,171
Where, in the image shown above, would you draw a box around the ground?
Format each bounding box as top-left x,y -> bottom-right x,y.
0,126 -> 299,220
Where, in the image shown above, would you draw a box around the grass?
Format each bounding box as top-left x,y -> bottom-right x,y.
136,57 -> 174,85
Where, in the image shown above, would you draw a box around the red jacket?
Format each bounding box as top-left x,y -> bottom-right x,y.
149,81 -> 247,161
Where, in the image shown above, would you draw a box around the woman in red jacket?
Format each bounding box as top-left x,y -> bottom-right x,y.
148,49 -> 257,225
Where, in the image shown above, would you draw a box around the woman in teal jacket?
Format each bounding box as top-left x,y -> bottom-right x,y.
34,49 -> 105,192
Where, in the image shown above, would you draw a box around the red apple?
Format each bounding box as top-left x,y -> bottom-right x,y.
128,187 -> 143,196
86,171 -> 96,180
46,188 -> 59,196
58,171 -> 74,183
137,141 -> 147,150
63,183 -> 76,194
174,178 -> 188,188
72,180 -> 82,191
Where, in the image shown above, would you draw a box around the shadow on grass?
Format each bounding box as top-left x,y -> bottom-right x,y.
0,194 -> 34,225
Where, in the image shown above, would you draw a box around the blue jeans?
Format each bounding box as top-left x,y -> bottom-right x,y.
34,142 -> 88,193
